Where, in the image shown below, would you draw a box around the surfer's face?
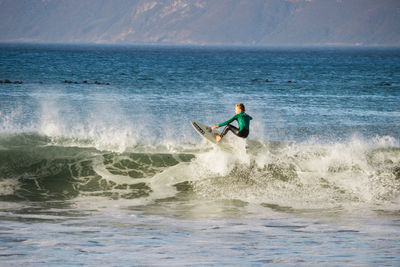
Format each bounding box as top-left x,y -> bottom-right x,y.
235,105 -> 241,114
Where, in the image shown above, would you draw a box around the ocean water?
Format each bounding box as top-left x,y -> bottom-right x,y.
0,43 -> 399,266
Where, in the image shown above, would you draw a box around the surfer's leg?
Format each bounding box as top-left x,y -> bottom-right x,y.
219,124 -> 240,139
217,125 -> 248,141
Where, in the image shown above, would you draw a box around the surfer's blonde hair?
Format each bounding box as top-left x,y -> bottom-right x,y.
237,103 -> 245,112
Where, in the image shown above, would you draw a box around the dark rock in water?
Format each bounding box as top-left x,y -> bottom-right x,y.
265,79 -> 271,82
120,72 -> 127,75
251,78 -> 260,82
380,82 -> 391,86
287,80 -> 296,83
1,79 -> 23,84
93,81 -> 110,85
61,80 -> 110,85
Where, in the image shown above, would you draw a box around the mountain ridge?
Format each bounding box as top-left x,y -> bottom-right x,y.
1,0 -> 399,46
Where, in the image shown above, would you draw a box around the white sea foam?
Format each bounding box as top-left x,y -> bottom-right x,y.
190,136 -> 400,211
0,115 -> 398,212
0,90 -> 399,212
0,178 -> 20,196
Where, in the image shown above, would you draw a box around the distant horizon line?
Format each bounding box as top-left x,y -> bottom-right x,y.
1,41 -> 399,49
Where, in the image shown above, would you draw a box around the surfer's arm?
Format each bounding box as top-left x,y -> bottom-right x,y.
216,115 -> 238,128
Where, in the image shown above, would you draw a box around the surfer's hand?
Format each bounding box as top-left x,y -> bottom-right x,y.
212,125 -> 218,130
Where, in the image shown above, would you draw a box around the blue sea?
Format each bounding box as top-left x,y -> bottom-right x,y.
0,43 -> 399,266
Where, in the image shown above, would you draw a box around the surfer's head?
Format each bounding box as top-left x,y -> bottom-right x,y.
235,103 -> 245,114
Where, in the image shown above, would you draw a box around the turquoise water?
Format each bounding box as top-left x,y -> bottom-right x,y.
0,44 -> 400,265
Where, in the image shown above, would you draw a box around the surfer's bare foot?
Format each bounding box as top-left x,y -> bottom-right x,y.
214,133 -> 221,142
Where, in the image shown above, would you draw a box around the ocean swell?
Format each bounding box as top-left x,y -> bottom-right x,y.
0,134 -> 399,212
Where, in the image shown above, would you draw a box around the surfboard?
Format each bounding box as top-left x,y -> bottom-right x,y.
190,120 -> 232,152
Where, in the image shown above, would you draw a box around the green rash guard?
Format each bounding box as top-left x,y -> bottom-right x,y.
218,112 -> 253,131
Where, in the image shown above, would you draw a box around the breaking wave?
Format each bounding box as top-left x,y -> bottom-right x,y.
0,133 -> 399,212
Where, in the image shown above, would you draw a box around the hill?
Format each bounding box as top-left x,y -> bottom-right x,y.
0,0 -> 399,46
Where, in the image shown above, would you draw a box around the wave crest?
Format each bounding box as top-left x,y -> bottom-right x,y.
0,134 -> 399,212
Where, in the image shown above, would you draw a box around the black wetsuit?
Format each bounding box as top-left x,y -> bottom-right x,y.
218,112 -> 252,139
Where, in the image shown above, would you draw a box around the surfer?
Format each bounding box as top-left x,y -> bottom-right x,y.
212,103 -> 252,142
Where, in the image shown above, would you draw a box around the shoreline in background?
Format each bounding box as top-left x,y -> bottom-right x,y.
1,41 -> 400,50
